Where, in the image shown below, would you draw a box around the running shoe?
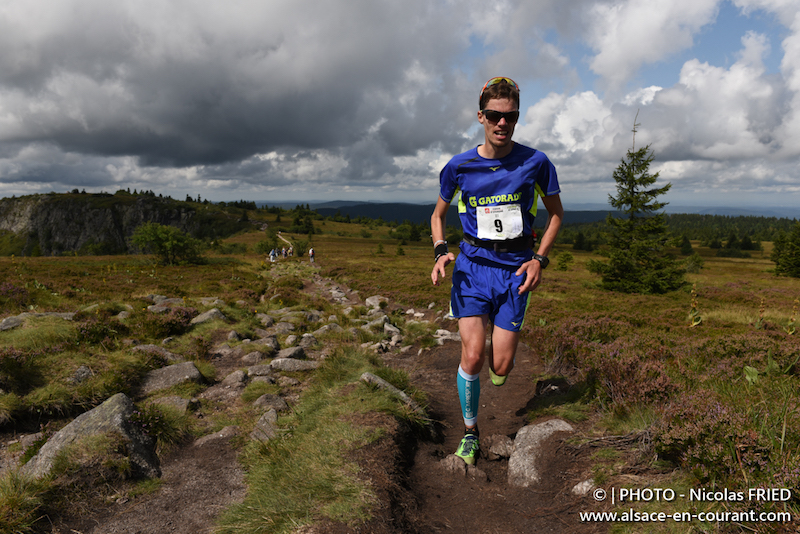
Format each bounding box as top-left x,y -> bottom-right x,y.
489,367 -> 507,386
454,432 -> 480,465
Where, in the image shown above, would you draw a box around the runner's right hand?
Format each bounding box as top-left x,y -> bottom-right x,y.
431,253 -> 456,286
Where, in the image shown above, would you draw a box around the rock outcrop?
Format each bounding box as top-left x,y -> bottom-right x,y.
21,393 -> 160,479
0,192 -> 250,256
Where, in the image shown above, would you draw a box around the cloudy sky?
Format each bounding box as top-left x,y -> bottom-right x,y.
1,0 -> 799,212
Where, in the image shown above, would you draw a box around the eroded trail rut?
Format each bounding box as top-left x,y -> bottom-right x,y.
394,339 -> 606,534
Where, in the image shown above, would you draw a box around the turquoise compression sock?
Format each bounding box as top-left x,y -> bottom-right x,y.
457,365 -> 481,427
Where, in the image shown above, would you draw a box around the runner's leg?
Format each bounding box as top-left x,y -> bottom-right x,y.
488,325 -> 519,382
457,315 -> 488,428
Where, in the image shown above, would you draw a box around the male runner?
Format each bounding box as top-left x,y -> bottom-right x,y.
430,77 -> 563,465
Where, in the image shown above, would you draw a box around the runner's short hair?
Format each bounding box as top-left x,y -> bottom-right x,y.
479,78 -> 520,110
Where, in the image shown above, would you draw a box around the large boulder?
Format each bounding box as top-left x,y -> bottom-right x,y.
141,361 -> 203,395
131,344 -> 181,362
21,393 -> 160,479
190,308 -> 226,325
250,409 -> 279,441
508,419 -> 574,488
251,336 -> 279,354
0,316 -> 24,332
270,359 -> 320,372
253,394 -> 289,413
365,295 -> 388,309
276,347 -> 305,360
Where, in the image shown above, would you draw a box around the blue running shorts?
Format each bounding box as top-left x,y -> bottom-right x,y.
449,254 -> 532,332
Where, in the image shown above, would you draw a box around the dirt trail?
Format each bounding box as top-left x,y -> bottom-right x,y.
392,339 -> 606,534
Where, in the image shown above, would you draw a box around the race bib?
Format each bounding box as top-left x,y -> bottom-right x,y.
476,204 -> 523,240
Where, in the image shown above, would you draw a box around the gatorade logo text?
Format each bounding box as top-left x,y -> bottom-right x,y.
468,192 -> 522,208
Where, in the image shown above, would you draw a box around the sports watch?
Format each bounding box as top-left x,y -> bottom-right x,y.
532,253 -> 549,269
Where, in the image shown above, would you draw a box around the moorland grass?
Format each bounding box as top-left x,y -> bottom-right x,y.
216,346 -> 426,533
0,470 -> 48,534
3,214 -> 800,531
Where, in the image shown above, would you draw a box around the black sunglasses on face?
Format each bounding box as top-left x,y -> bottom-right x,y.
481,109 -> 520,123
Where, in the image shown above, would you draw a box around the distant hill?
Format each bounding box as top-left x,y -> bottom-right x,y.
260,200 -> 799,222
0,192 -> 251,256
569,202 -> 799,220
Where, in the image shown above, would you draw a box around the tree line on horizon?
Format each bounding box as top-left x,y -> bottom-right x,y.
4,186 -> 800,281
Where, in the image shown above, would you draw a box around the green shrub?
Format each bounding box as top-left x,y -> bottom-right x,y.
254,239 -> 275,255
131,403 -> 194,453
555,251 -> 573,271
771,222 -> 800,277
131,222 -> 205,266
684,252 -> 704,273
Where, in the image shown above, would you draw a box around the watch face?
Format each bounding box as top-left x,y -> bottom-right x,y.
536,254 -> 549,268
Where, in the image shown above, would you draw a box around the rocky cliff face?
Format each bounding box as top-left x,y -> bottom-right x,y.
0,193 -> 239,256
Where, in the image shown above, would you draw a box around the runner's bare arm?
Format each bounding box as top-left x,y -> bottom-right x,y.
431,197 -> 456,286
516,194 -> 564,294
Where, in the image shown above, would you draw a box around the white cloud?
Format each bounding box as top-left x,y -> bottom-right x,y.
510,17 -> 800,206
587,0 -> 720,90
518,92 -> 611,156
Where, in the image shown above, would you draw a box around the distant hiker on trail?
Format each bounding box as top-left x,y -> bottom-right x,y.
269,249 -> 277,263
429,77 -> 564,465
309,247 -> 315,263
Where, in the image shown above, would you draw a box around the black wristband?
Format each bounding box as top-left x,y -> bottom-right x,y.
533,253 -> 549,269
434,243 -> 448,262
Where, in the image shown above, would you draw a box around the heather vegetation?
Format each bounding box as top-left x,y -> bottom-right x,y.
1,199 -> 800,532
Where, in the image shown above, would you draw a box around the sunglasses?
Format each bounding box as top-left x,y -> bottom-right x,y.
479,77 -> 520,98
481,109 -> 520,123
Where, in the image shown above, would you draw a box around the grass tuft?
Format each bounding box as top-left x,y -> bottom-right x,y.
216,346 -> 421,532
0,470 -> 48,534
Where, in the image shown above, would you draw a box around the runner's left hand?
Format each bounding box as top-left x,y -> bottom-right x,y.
515,259 -> 542,294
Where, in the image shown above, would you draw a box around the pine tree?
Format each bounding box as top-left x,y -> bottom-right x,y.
771,222 -> 800,278
680,235 -> 693,255
588,118 -> 685,293
573,232 -> 586,251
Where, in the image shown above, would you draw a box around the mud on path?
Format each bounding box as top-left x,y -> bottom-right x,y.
390,338 -> 608,534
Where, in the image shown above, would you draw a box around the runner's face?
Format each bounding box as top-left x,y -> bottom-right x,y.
478,98 -> 517,155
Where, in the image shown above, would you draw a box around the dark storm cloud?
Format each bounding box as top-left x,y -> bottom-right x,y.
0,0 -> 472,170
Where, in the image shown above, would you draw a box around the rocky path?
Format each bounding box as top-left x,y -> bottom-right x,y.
3,268 -> 608,533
